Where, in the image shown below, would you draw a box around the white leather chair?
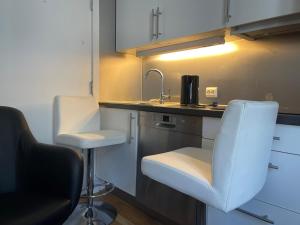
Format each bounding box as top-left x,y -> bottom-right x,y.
142,100 -> 279,213
53,96 -> 127,225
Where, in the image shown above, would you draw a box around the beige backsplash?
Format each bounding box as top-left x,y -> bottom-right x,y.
142,34 -> 300,114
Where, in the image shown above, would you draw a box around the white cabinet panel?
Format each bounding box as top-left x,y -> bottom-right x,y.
272,124 -> 300,155
116,0 -> 226,52
116,0 -> 157,51
229,0 -> 300,27
202,117 -> 221,140
207,199 -> 300,225
157,0 -> 226,41
255,151 -> 300,213
96,108 -> 138,196
202,138 -> 214,150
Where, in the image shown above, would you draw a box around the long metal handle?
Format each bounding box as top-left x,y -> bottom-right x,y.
236,208 -> 274,224
152,9 -> 158,40
224,0 -> 231,23
129,113 -> 135,144
155,122 -> 176,129
156,7 -> 162,38
268,163 -> 279,170
273,136 -> 280,141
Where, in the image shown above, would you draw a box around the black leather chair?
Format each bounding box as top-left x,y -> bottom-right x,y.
0,106 -> 84,225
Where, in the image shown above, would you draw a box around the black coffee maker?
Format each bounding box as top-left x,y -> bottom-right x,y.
180,75 -> 199,106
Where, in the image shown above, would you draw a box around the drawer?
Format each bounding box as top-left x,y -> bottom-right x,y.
255,151 -> 300,213
207,199 -> 300,225
272,124 -> 300,155
202,117 -> 221,140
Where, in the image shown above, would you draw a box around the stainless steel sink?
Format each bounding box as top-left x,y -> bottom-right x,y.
132,100 -> 180,107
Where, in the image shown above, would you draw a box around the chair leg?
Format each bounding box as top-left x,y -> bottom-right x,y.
85,148 -> 95,220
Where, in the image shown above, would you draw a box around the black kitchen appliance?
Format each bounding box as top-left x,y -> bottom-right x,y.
180,75 -> 199,105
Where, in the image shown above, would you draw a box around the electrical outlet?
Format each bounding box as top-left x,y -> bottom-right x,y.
206,87 -> 218,98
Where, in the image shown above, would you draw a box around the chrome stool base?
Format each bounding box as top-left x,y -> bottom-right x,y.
65,201 -> 117,225
65,148 -> 117,225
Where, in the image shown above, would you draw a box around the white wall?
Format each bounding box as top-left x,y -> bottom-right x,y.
0,0 -> 99,144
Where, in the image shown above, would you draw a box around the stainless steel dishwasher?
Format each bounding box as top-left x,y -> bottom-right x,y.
136,111 -> 204,225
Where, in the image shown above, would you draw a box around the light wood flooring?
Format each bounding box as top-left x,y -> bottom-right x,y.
103,194 -> 165,225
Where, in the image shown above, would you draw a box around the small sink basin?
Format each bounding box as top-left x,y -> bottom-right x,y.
136,101 -> 179,107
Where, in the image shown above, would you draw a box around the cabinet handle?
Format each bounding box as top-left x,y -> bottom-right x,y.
155,122 -> 176,129
268,163 -> 279,170
129,113 -> 135,144
156,7 -> 162,38
236,208 -> 274,224
224,0 -> 231,23
273,136 -> 280,141
152,9 -> 158,39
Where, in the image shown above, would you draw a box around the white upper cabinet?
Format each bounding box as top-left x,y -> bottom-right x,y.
116,0 -> 226,52
156,0 -> 226,42
228,0 -> 300,27
116,0 -> 158,51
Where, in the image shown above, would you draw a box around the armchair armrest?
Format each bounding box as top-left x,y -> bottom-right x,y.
27,143 -> 83,210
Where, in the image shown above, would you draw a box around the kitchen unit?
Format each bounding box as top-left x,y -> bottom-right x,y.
116,0 -> 300,54
228,0 -> 300,27
116,0 -> 226,53
204,118 -> 300,225
96,102 -> 300,225
95,108 -> 138,196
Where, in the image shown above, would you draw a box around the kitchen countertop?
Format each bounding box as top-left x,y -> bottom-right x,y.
99,101 -> 300,126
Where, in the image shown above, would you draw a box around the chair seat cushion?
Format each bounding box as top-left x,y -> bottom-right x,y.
142,147 -> 220,208
0,192 -> 71,225
56,130 -> 127,149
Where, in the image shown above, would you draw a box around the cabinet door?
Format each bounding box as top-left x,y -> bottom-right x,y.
229,0 -> 300,27
116,0 -> 157,51
157,0 -> 226,41
255,151 -> 300,213
207,199 -> 300,225
95,108 -> 138,196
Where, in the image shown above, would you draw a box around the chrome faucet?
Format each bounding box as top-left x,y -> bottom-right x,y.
144,69 -> 170,104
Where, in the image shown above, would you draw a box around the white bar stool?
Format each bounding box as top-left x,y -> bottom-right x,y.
142,100 -> 279,213
54,96 -> 127,225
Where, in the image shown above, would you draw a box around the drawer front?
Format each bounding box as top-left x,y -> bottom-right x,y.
207,199 -> 300,225
255,151 -> 300,213
272,124 -> 300,155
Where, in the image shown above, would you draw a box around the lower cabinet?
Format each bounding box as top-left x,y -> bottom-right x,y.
95,108 -> 138,196
207,200 -> 300,225
203,117 -> 300,225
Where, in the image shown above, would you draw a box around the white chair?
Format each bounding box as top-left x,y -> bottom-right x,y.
142,100 -> 279,213
53,96 -> 127,225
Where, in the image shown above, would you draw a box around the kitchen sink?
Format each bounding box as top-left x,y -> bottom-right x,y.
136,101 -> 180,107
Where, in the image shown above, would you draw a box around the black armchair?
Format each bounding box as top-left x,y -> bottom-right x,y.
0,106 -> 83,225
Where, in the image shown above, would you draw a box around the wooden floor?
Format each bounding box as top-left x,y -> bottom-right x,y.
103,194 -> 165,225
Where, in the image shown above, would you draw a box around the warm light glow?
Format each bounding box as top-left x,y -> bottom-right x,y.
157,43 -> 238,61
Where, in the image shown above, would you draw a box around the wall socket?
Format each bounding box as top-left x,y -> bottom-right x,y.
206,87 -> 218,98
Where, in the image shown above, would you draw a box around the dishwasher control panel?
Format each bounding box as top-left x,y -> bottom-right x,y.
139,112 -> 202,136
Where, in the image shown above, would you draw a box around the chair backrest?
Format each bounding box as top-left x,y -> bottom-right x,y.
53,96 -> 100,140
212,100 -> 278,212
0,107 -> 33,193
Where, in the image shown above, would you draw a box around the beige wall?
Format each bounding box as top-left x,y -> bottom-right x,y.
99,0 -> 142,101
143,34 -> 300,114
